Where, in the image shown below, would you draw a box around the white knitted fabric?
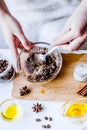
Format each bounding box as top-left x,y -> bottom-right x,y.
5,0 -> 81,23
1,0 -> 85,49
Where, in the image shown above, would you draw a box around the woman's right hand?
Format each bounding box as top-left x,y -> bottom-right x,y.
0,0 -> 32,72
1,14 -> 32,72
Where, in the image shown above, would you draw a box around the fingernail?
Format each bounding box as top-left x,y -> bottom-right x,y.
26,46 -> 30,50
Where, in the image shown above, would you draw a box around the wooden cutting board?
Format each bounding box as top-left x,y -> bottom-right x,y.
12,54 -> 87,101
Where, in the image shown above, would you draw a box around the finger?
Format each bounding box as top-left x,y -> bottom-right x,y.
62,18 -> 71,33
68,36 -> 86,51
54,18 -> 71,42
17,42 -> 24,50
2,31 -> 20,72
14,36 -> 24,50
15,26 -> 32,50
59,44 -> 70,51
53,31 -> 69,41
13,36 -> 22,72
52,30 -> 79,47
61,36 -> 86,51
8,36 -> 19,72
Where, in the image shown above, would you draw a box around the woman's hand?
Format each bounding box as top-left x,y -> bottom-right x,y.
52,0 -> 87,51
0,1 -> 32,72
1,14 -> 32,72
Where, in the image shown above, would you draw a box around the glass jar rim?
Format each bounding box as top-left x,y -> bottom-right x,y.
17,42 -> 62,83
0,54 -> 12,77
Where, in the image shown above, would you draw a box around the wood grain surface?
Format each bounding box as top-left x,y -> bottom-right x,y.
12,54 -> 87,101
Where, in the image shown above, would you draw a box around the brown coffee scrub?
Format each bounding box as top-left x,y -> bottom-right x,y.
25,47 -> 60,82
0,59 -> 15,81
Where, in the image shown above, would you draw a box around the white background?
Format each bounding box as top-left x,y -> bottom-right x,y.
0,49 -> 87,130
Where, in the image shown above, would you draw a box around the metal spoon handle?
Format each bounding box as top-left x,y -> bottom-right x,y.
35,46 -> 58,62
47,46 -> 58,55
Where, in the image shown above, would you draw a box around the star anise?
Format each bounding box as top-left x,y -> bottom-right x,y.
32,103 -> 43,113
19,86 -> 31,96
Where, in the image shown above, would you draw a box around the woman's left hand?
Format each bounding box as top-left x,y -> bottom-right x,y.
52,0 -> 87,51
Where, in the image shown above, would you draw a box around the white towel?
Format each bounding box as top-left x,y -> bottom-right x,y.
0,0 -> 82,48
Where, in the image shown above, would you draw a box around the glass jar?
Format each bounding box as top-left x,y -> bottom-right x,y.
0,54 -> 15,83
17,42 -> 62,83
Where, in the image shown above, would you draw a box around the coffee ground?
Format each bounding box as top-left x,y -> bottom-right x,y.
25,47 -> 60,82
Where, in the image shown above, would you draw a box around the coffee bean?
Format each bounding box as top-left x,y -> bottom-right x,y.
35,118 -> 41,122
49,117 -> 52,121
44,116 -> 48,120
46,124 -> 51,128
42,125 -> 46,128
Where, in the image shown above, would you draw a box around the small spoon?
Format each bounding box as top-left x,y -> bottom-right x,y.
36,46 -> 58,62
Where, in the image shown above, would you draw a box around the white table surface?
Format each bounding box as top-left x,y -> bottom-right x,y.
0,49 -> 87,130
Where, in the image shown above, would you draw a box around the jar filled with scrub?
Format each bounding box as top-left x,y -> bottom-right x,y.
0,54 -> 15,83
17,42 -> 62,83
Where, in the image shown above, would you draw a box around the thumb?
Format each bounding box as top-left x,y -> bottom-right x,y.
16,28 -> 32,50
8,36 -> 19,73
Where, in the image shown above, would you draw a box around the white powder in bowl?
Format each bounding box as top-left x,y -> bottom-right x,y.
73,63 -> 87,82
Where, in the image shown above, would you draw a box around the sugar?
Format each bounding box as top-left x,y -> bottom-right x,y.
74,63 -> 87,82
